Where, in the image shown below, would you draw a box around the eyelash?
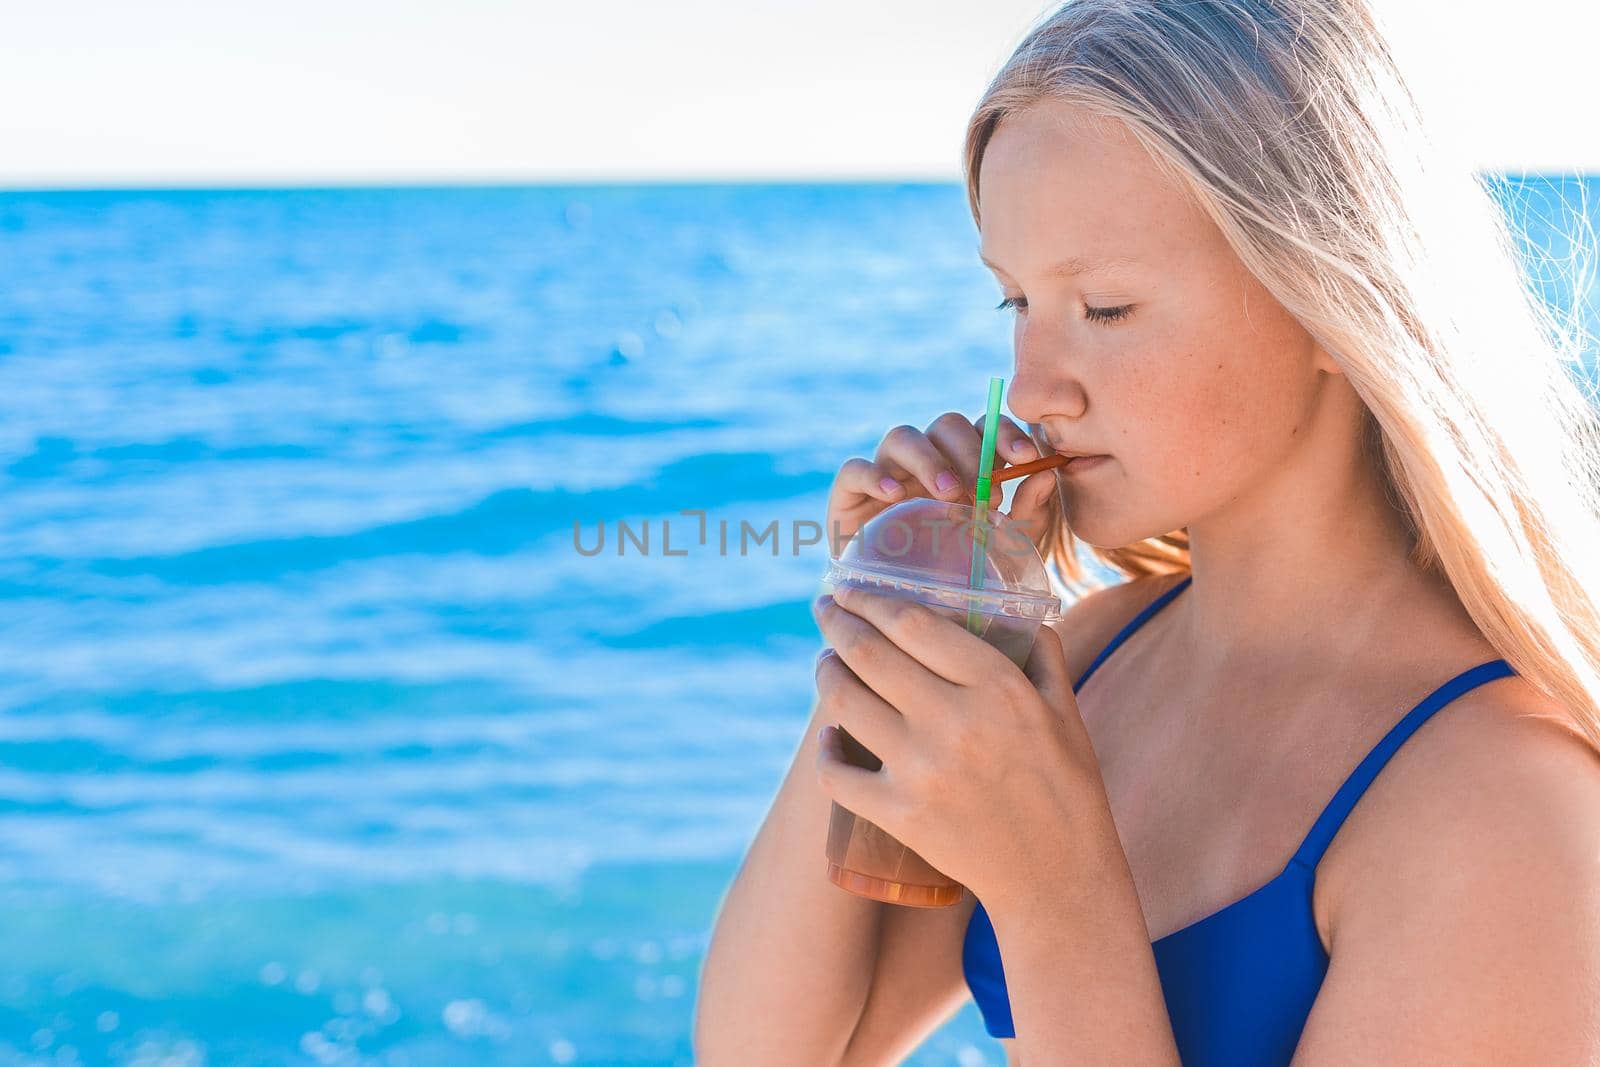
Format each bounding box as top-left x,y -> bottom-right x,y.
994,296 -> 1134,325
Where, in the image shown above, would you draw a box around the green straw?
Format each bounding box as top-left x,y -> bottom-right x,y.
966,376 -> 1005,634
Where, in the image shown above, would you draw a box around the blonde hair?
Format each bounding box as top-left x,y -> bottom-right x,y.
964,0 -> 1600,738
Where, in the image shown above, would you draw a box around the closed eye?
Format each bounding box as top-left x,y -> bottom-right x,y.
995,296 -> 1134,325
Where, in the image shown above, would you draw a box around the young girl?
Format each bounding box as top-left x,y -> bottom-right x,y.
696,1 -> 1600,1063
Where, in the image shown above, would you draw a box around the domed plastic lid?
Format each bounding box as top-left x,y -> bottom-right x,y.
825,498 -> 1061,622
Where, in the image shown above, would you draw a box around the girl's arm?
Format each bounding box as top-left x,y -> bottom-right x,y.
980,790 -> 1183,1064
693,700 -> 885,1067
694,707 -> 1022,1067
695,579 -> 1153,1066
695,409 -> 1054,1064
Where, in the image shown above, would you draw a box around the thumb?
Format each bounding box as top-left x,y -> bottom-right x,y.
1004,469 -> 1060,553
1022,623 -> 1074,709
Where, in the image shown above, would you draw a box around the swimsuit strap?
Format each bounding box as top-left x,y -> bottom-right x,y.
1070,577 -> 1515,872
1072,574 -> 1193,693
1289,657 -> 1517,871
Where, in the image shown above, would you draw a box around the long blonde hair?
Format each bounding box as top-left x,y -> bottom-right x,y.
964,0 -> 1600,738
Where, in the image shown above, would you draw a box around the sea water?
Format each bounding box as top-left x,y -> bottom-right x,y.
0,176 -> 1592,1065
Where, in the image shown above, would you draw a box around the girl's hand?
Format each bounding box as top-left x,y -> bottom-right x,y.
810,583 -> 1109,907
824,412 -> 1061,556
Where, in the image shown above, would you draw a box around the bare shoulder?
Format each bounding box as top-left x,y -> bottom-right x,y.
1046,570 -> 1191,685
1328,672 -> 1600,905
1302,677 -> 1600,1060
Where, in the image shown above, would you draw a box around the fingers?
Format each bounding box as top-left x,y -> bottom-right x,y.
874,424 -> 967,503
923,413 -> 984,496
830,412 -> 1043,552
825,456 -> 914,555
977,412 -> 1039,468
815,722 -> 892,819
972,413 -> 1039,509
826,585 -> 997,689
814,649 -> 911,769
812,588 -> 960,713
832,457 -> 907,508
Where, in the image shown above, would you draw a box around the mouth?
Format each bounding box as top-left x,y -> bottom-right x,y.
1030,428 -> 1107,463
1031,425 -> 1104,461
1059,453 -> 1110,475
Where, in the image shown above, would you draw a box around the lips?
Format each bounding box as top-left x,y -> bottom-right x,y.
1033,426 -> 1104,460
1060,453 -> 1110,475
1043,440 -> 1106,460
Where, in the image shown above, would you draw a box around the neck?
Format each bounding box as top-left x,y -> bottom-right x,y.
1174,381 -> 1453,680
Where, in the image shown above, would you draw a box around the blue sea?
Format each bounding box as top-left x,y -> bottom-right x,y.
0,178 -> 1594,1066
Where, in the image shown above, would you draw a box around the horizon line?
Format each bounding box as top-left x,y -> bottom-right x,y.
2,166 -> 1594,195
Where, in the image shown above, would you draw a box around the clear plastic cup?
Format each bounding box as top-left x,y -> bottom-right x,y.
819,498 -> 1062,907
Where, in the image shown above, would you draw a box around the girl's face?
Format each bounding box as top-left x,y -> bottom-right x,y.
978,100 -> 1339,549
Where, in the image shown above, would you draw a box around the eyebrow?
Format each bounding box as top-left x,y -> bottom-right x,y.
977,250 -> 1138,278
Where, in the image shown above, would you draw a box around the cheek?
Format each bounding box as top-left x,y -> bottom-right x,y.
1119,335 -> 1306,493
1056,346 -> 1241,546
1063,282 -> 1321,546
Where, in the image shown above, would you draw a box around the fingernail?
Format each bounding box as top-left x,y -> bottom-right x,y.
1010,439 -> 1029,454
816,646 -> 835,665
879,477 -> 903,495
817,724 -> 831,746
813,593 -> 834,613
935,470 -> 958,493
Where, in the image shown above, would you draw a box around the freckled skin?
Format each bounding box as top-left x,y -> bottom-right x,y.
979,101 -> 1346,549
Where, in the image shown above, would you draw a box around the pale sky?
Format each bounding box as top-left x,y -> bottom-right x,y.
1,0 -> 1595,187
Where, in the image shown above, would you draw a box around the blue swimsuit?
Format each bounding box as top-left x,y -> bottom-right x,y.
962,573 -> 1516,1064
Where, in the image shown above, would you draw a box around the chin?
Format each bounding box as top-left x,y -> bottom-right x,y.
1063,505 -> 1173,551
1061,516 -> 1130,550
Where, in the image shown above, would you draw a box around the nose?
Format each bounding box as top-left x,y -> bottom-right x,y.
1006,324 -> 1087,426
